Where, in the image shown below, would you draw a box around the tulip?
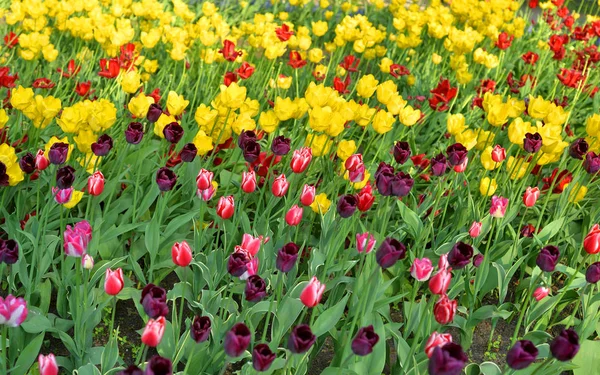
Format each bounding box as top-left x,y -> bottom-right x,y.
81,254 -> 94,269
227,250 -> 250,277
241,171 -> 257,193
163,122 -> 184,144
245,275 -> 267,302
469,221 -> 482,238
88,171 -> 105,196
453,157 -> 468,173
180,143 -> 197,162
35,149 -> 49,170
0,295 -> 28,327
271,135 -> 291,155
224,323 -> 251,357
583,224 -> 600,254
91,134 -> 113,156
272,174 -> 289,197
141,316 -> 166,347
64,224 -> 89,257
569,138 -> 588,159
118,365 -> 143,375
290,147 -> 312,173
472,254 -> 483,267
104,268 -> 124,296
0,239 -> 19,264
491,145 -> 506,163
216,196 -> 235,219
521,224 -> 536,238
300,184 -> 316,206
240,257 -> 259,281
584,152 -> 600,174
438,254 -> 449,270
155,167 -> 177,191
506,340 -> 538,369
141,284 -> 169,318
145,355 -> 172,375
447,242 -> 473,270
356,232 -> 376,254
125,122 -> 144,144
276,242 -> 300,273
376,238 -> 406,269
300,276 -> 325,308
337,194 -> 357,218
196,169 -> 214,191
146,104 -> 162,123
356,183 -> 375,211
424,331 -> 453,358
198,183 -> 217,202
393,141 -> 411,164
239,234 -> 262,257
429,269 -> 452,295
252,343 -> 276,371
523,132 -> 542,153
38,354 -> 58,375
56,165 -> 75,189
351,325 -> 379,356
48,142 -> 68,165
285,205 -> 303,226
242,140 -> 261,163
550,328 -> 579,361
171,241 -> 192,267
430,153 -> 448,176
446,143 -> 467,166
586,262 -> 600,284
523,187 -> 540,207
191,316 -> 211,343
532,286 -> 549,301
288,324 -> 316,353
410,258 -> 434,281
237,130 -> 257,149
428,343 -> 468,375
433,294 -> 457,324
19,152 -> 35,174
490,195 -> 508,218
536,245 -> 560,272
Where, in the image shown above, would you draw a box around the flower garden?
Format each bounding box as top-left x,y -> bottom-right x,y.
1,0 -> 600,373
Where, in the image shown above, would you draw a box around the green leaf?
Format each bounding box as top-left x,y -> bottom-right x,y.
479,362 -> 502,375
312,294 -> 350,336
397,200 -> 423,238
21,313 -> 52,334
534,218 -> 564,243
273,297 -> 304,343
101,335 -> 119,372
12,333 -> 45,375
573,340 -> 600,375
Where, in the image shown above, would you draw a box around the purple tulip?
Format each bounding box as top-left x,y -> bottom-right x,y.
252,344 -> 276,371
141,284 -> 169,318
125,122 -> 144,145
586,262 -> 600,284
569,138 -> 588,159
550,328 -> 579,361
0,162 -> 8,186
0,239 -> 19,264
145,355 -> 172,375
536,245 -> 560,272
393,141 -> 411,164
376,238 -> 406,269
428,343 -> 468,375
180,143 -> 197,162
155,167 -> 177,191
506,340 -> 538,369
191,316 -> 211,343
523,132 -> 542,153
48,142 -> 69,165
276,242 -> 300,273
446,143 -> 468,166
238,130 -> 257,149
163,122 -> 184,144
56,165 -> 75,189
91,134 -> 113,156
245,275 -> 267,302
351,325 -> 379,356
391,172 -> 414,197
224,323 -> 251,357
242,140 -> 261,163
584,152 -> 600,174
19,152 -> 35,174
146,104 -> 163,123
228,251 -> 250,277
271,136 -> 291,156
288,324 -> 316,354
447,242 -> 473,269
431,153 -> 448,176
337,194 -> 358,218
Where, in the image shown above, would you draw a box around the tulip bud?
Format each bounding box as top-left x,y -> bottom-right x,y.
241,171 -> 257,193
410,258 -> 434,281
285,204 -> 303,226
191,316 -> 211,343
523,187 -> 540,207
532,286 -> 549,301
224,323 -> 251,357
431,153 -> 448,176
490,195 -> 508,218
56,166 -> 75,189
584,152 -> 600,174
585,262 -> 600,284
452,157 -> 468,173
392,141 -> 411,164
351,325 -> 379,356
180,143 -> 197,162
429,269 -> 452,295
81,254 -> 94,269
523,132 -> 542,153
288,324 -> 316,353
242,140 -> 261,163
171,241 -> 193,267
64,221 -> 91,257
550,328 -> 579,361
300,276 -> 325,308
446,143 -> 467,166
433,294 -> 457,324
469,221 -> 482,238
356,232 -> 376,254
506,340 -> 538,370
53,187 -> 73,204
536,245 -> 560,272
19,152 -> 36,174
141,316 -> 166,347
125,122 -> 144,144
438,254 -> 449,270
424,331 -> 453,358
155,167 -> 177,191
227,250 -> 250,277
38,354 -> 58,375
253,343 -> 276,371
88,171 -> 105,196
583,224 -> 600,254
146,355 -> 172,375
276,242 -> 300,273
271,174 -> 289,197
141,284 -> 169,319
0,294 -> 28,327
240,234 -> 262,257
271,135 -> 291,155
35,149 -> 50,171
196,169 -> 214,191
447,242 -> 473,270
48,142 -> 69,165
472,254 -> 483,267
91,134 -> 113,156
300,184 -> 316,206
104,268 -> 124,295
245,275 -> 267,302
569,138 -> 588,160
337,194 -> 357,218
375,238 -> 406,269
428,343 -> 467,375
0,239 -> 19,264
491,145 -> 506,163
146,104 -> 162,123
290,147 -> 312,173
217,196 -> 235,219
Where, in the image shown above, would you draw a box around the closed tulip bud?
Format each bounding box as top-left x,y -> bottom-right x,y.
38,354 -> 58,375
228,250 -> 250,277
569,138 -> 588,160
288,324 -> 316,353
393,141 -> 411,164
585,262 -> 600,284
583,152 -> 600,174
224,323 -> 251,357
191,316 -> 211,343
180,143 -> 197,162
429,269 -> 452,295
238,130 -> 257,149
521,224 -> 536,237
217,195 -> 235,219
337,194 -> 357,218
376,238 -> 407,269
242,140 -> 261,163
351,325 -> 379,356
290,147 -> 312,173
507,340 -> 538,370
356,183 -> 375,212
491,145 -> 506,163
300,184 -> 316,206
345,154 -> 363,173
532,286 -> 549,301
285,205 -> 303,226
35,149 -> 49,171
252,343 -> 276,372
145,355 -> 172,375
523,187 -> 540,207
104,268 -> 124,296
91,134 -> 113,156
81,254 -> 94,269
424,331 -> 453,358
0,239 -> 18,264
433,294 -> 457,324
276,242 -> 300,273
490,195 -> 508,218
523,132 -> 542,153
550,328 -> 579,361
469,221 -> 482,238
430,153 -> 448,176
446,143 -> 467,166
146,104 -> 162,123
428,343 -> 468,375
48,142 -> 68,165
155,167 -> 177,191
245,275 -> 267,302
447,242 -> 473,270
272,174 -> 289,197
125,122 -> 144,144
19,152 -> 35,174
410,258 -> 434,281
536,245 -> 560,272
241,171 -> 257,193
271,135 -> 291,155
240,234 -> 262,257
171,241 -> 192,267
141,316 -> 166,347
141,284 -> 169,318
196,169 -> 214,190
118,365 -> 143,375
300,276 -> 325,308
53,187 -> 73,204
56,166 -> 75,189
0,294 -> 28,327
356,232 -> 376,253
472,254 -> 483,267
583,224 -> 600,254
88,171 -> 105,196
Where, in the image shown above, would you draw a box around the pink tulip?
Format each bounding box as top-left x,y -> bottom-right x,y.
290,147 -> 312,173
345,154 -> 365,182
35,149 -> 50,171
469,221 -> 482,238
285,205 -> 303,226
491,145 -> 506,163
424,331 -> 453,358
216,196 -> 235,219
533,286 -> 549,301
272,174 -> 289,197
356,232 -> 376,253
240,257 -> 259,281
0,295 -> 28,327
104,268 -> 124,296
438,254 -> 449,270
172,241 -> 193,267
490,195 -> 509,218
433,294 -> 457,325
52,187 -> 73,204
38,354 -> 58,375
196,169 -> 214,190
241,171 -> 256,193
141,316 -> 166,347
240,234 -> 262,257
429,268 -> 452,295
523,187 -> 540,207
410,258 -> 433,281
197,184 -> 216,201
300,184 -> 316,206
300,276 -> 325,308
64,220 -> 92,257
87,171 -> 105,196
453,157 -> 468,173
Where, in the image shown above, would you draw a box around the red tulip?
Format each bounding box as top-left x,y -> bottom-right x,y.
236,62 -> 255,79
223,71 -> 238,87
424,332 -> 453,358
532,286 -> 549,301
356,183 -> 375,212
469,221 -> 482,238
271,174 -> 289,197
104,268 -> 124,296
275,24 -> 294,41
300,276 -> 325,308
288,50 -> 306,69
58,59 -> 81,78
75,81 -> 92,97
98,58 -> 120,79
216,196 -> 235,219
241,171 -> 256,193
453,157 -> 468,173
3,32 -> 18,48
429,268 -> 452,295
196,169 -> 214,191
35,149 -> 49,171
219,40 -> 242,62
584,224 -> 600,254
141,316 -> 166,347
300,184 -> 316,206
523,187 -> 540,207
433,294 -> 457,324
38,354 -> 58,375
290,147 -> 312,173
172,241 -> 193,267
88,171 -> 105,196
438,254 -> 449,270
285,205 -> 303,226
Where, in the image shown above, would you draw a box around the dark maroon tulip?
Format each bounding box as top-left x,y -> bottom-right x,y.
431,153 -> 448,176
252,344 -> 276,371
276,242 -> 299,273
393,141 -> 411,165
550,328 -> 579,361
145,355 -> 172,375
125,122 -> 144,144
48,142 -> 69,165
56,166 -> 75,189
428,343 -> 468,375
376,238 -> 406,269
375,162 -> 395,178
523,132 -> 542,153
521,224 -> 536,237
536,245 -> 560,272
155,167 -> 177,191
351,325 -> 379,356
271,136 -> 291,156
140,284 -> 169,318
569,138 -> 588,159
245,275 -> 267,302
227,251 -> 250,277
19,152 -> 35,174
146,103 -> 162,123
91,134 -> 113,156
507,340 -> 538,369
242,140 -> 261,163
238,130 -> 257,149
224,323 -> 251,357
447,242 -> 473,269
472,254 -> 483,268
180,143 -> 197,162
446,143 -> 467,166
191,316 -> 211,343
375,170 -> 394,196
0,239 -> 19,264
337,194 -> 358,218
117,365 -> 143,375
586,262 -> 600,284
583,152 -> 600,174
163,122 -> 184,144
288,324 -> 316,354
0,162 -> 8,186
391,172 -> 414,197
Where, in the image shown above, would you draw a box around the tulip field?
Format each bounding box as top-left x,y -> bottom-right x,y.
2,0 -> 600,373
